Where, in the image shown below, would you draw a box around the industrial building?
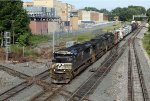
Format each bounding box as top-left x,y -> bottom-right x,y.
70,10 -> 79,30
78,10 -> 108,24
23,0 -> 75,35
24,6 -> 56,18
23,0 -> 108,34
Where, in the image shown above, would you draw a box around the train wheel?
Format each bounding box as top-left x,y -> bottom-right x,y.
92,53 -> 96,63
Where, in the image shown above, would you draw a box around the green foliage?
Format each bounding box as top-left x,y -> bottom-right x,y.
112,6 -> 146,21
84,7 -> 100,12
149,21 -> 150,31
18,33 -> 30,46
84,6 -> 146,21
11,45 -> 22,54
84,7 -> 109,14
0,0 -> 30,45
99,9 -> 109,14
147,8 -> 150,22
147,8 -> 150,16
143,32 -> 150,55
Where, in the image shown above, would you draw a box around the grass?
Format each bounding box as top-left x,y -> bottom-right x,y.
75,32 -> 96,42
102,22 -> 122,32
11,45 -> 38,58
143,32 -> 150,56
29,35 -> 51,45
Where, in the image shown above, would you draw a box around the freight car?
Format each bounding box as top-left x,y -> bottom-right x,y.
50,23 -> 138,83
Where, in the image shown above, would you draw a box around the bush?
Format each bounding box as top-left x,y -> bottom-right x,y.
18,32 -> 30,46
149,22 -> 150,31
143,32 -> 150,56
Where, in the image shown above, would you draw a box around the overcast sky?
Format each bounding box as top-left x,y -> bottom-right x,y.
22,0 -> 150,11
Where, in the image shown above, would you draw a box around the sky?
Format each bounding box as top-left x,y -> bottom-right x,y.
23,0 -> 150,11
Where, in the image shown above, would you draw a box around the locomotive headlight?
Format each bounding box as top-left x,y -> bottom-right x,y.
64,70 -> 66,72
54,69 -> 55,71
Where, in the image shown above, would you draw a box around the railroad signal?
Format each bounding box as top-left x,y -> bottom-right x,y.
4,32 -> 11,62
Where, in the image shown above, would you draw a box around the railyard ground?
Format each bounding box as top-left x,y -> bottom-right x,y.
1,23 -> 150,101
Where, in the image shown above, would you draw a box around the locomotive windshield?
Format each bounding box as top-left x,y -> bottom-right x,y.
53,53 -> 73,63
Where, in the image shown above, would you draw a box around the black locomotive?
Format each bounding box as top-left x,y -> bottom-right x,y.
50,22 -> 139,83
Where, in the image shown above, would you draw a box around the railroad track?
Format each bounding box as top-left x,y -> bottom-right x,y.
0,65 -> 30,79
34,69 -> 50,80
128,29 -> 150,101
30,84 -> 62,101
0,81 -> 32,101
0,68 -> 51,101
66,27 -> 142,101
67,42 -> 126,101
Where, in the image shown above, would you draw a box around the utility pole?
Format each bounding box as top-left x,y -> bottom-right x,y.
52,31 -> 55,53
12,20 -> 15,44
1,32 -> 3,47
23,46 -> 25,57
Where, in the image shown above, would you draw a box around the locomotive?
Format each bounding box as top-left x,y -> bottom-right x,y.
50,22 -> 139,83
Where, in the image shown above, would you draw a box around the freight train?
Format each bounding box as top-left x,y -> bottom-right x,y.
50,22 -> 139,83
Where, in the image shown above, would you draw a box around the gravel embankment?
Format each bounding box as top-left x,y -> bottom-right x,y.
89,48 -> 128,101
9,84 -> 43,101
135,27 -> 150,98
0,70 -> 24,94
1,61 -> 49,76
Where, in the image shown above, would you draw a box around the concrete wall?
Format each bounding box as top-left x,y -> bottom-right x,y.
99,13 -> 104,22
90,11 -> 99,22
78,10 -> 108,23
78,10 -> 91,24
103,14 -> 108,21
61,3 -> 75,21
78,10 -> 91,20
42,22 -> 48,34
82,11 -> 91,21
23,2 -> 34,7
70,17 -> 78,30
48,22 -> 60,33
29,21 -> 48,35
33,0 -> 61,17
33,0 -> 54,8
99,13 -> 108,22
29,21 -> 36,34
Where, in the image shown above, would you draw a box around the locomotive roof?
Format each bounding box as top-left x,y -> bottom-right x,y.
55,32 -> 113,55
57,41 -> 93,55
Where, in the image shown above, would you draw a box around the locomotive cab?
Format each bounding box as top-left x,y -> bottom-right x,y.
51,51 -> 73,83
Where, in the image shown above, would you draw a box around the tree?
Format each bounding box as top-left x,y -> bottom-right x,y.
84,7 -> 99,12
0,1 -> 30,45
149,21 -> 150,31
147,8 -> 150,16
112,6 -> 146,21
147,8 -> 150,22
99,9 -> 109,14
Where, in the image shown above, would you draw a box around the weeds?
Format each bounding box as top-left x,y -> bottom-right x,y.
143,32 -> 150,55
